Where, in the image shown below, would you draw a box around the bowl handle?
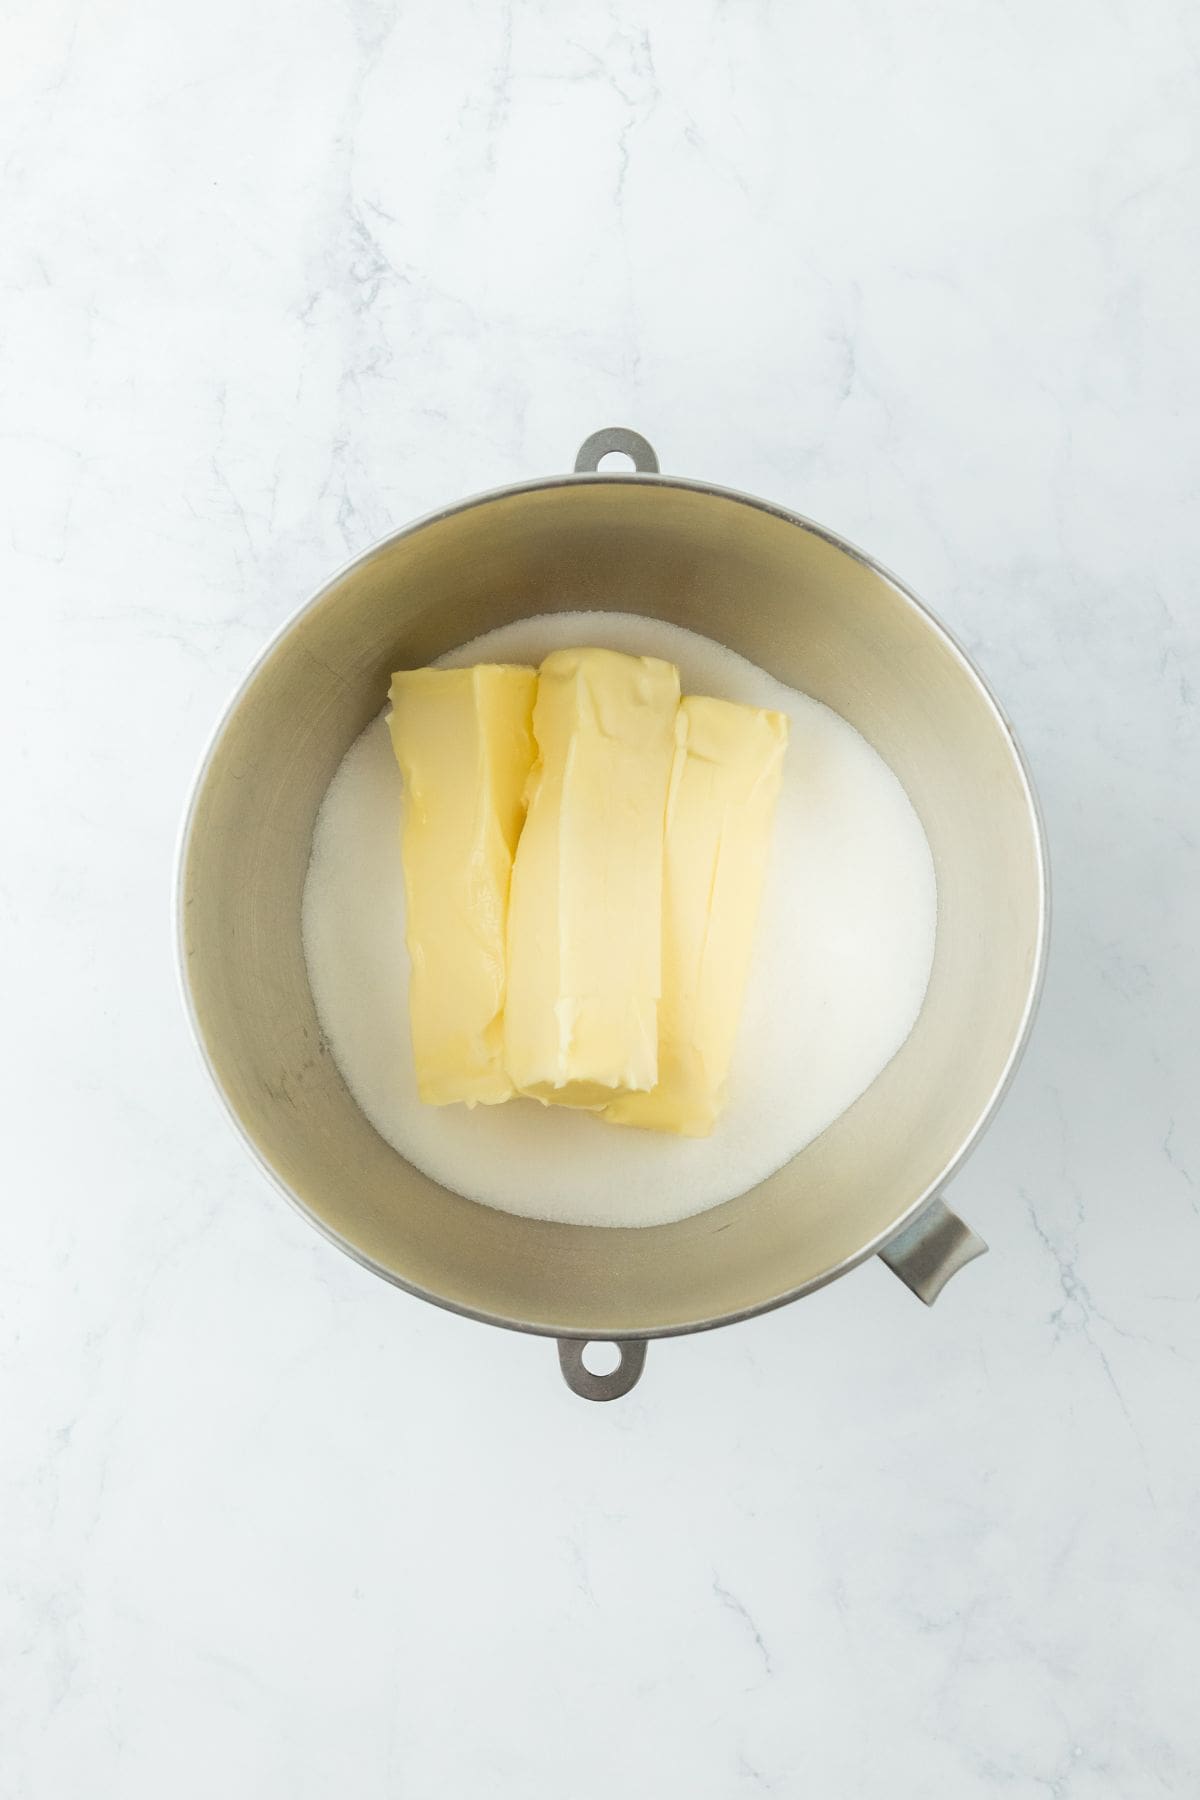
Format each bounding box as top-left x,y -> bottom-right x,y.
878,1198 -> 987,1304
574,427 -> 660,474
557,1338 -> 648,1401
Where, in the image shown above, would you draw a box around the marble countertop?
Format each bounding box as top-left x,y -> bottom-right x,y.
4,2 -> 1198,1794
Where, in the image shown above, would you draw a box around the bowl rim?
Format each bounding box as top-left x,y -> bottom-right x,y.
175,468 -> 1051,1341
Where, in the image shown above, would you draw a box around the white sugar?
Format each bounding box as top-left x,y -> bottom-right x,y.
301,612 -> 937,1228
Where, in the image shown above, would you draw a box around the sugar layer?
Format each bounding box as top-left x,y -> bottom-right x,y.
301,612 -> 937,1228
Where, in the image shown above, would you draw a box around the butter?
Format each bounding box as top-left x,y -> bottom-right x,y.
388,664 -> 537,1106
504,647 -> 681,1108
606,695 -> 788,1136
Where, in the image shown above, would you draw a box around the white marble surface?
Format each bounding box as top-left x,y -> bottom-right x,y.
4,1 -> 1199,1793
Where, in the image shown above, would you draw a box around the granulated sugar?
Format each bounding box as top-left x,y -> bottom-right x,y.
301,612 -> 937,1228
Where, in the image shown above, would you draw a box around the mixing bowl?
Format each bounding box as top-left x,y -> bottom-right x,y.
178,427 -> 1048,1400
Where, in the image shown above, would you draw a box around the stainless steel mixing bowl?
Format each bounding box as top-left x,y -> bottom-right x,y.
178,428 -> 1048,1401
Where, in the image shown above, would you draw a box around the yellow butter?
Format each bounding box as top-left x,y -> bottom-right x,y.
388,664 -> 537,1106
504,647 -> 681,1108
606,695 -> 788,1137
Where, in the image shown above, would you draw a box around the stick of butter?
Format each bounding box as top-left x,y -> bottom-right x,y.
504,647 -> 681,1109
388,665 -> 537,1106
606,695 -> 789,1137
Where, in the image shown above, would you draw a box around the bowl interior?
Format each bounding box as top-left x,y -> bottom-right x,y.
180,478 -> 1044,1336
